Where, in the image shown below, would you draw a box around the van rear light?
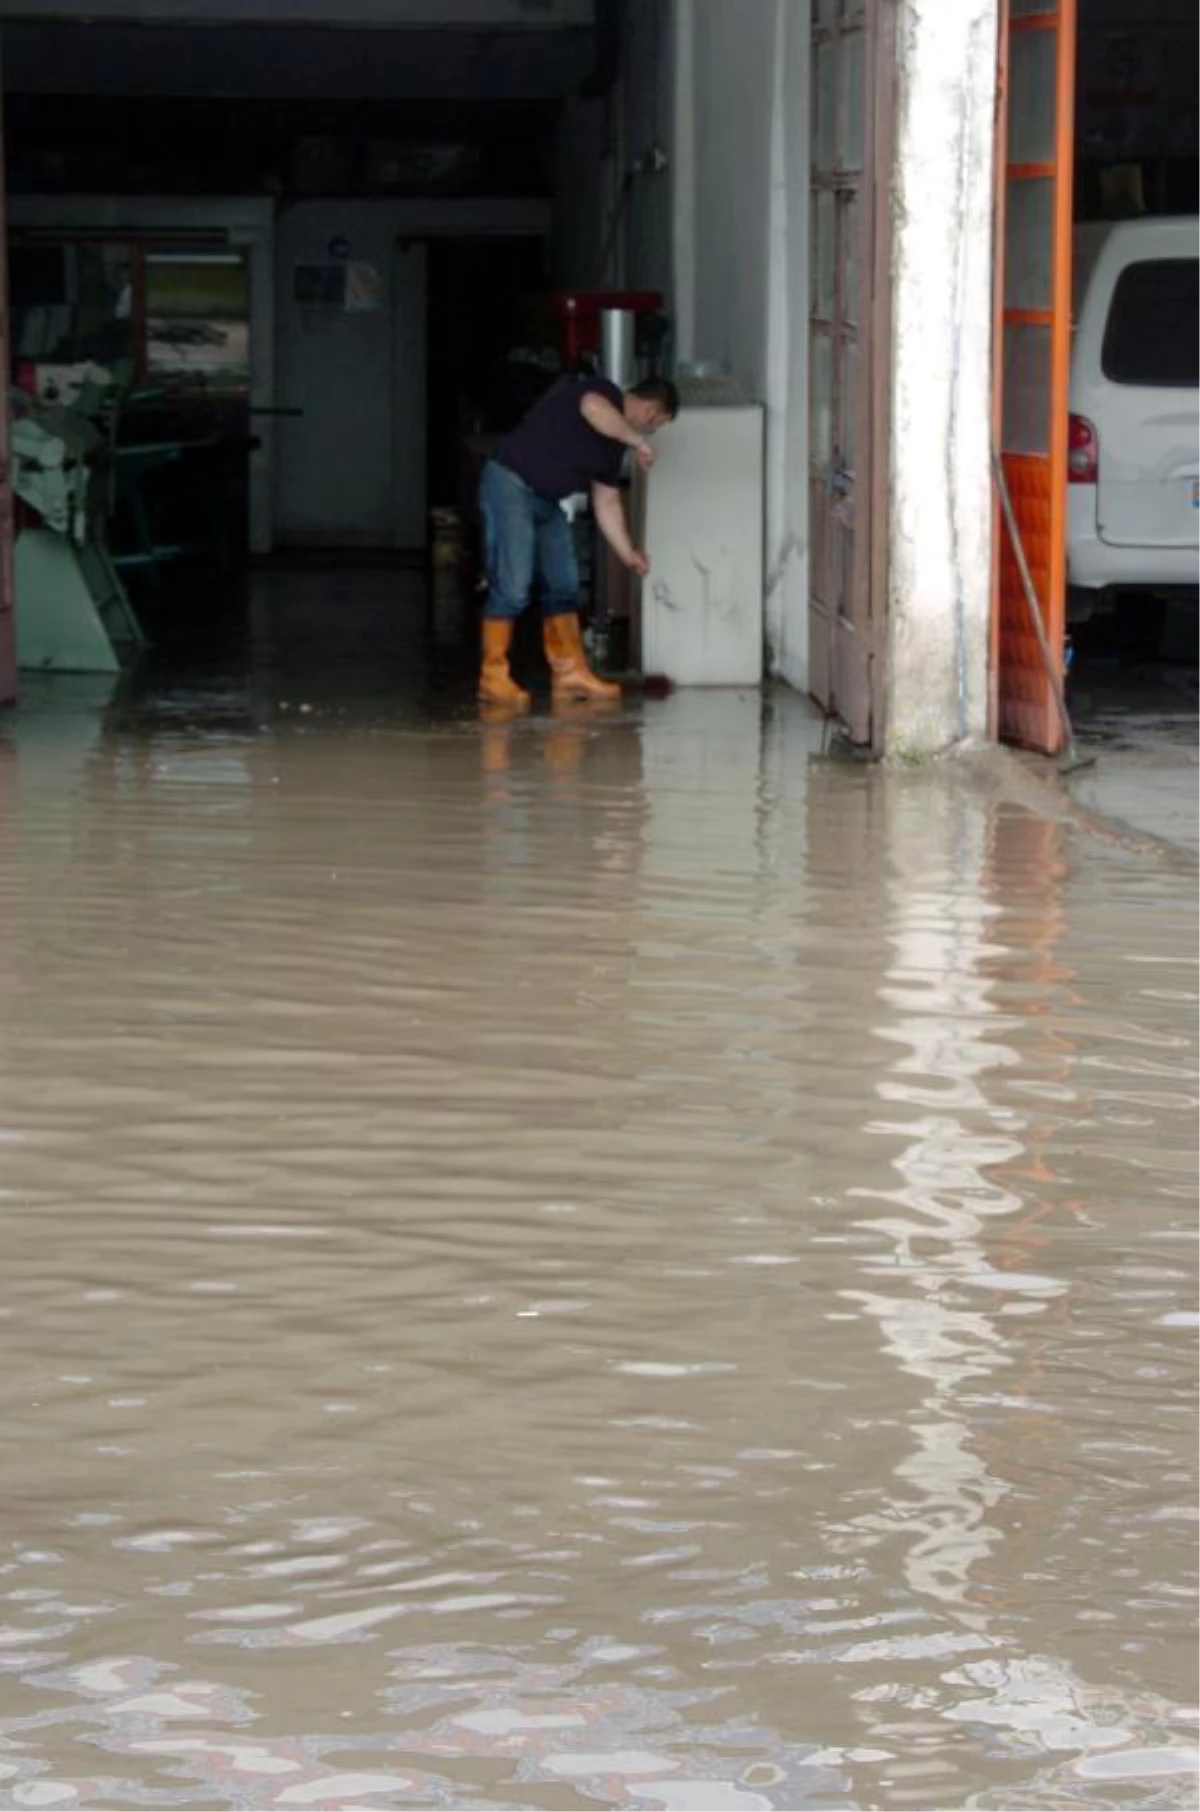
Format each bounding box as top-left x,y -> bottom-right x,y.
1068,414 -> 1098,484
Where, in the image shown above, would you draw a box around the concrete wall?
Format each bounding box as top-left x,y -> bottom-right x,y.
551,0 -> 672,294
884,0 -> 1000,755
677,0 -> 999,742
761,2 -> 809,690
675,1 -> 812,685
551,86 -> 613,289
682,1 -> 776,393
617,0 -> 674,297
670,1 -> 810,686
551,0 -> 812,685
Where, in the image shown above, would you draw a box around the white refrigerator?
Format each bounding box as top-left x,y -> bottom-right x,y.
635,400 -> 764,687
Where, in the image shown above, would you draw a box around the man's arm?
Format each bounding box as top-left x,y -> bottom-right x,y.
592,481 -> 650,578
580,390 -> 655,470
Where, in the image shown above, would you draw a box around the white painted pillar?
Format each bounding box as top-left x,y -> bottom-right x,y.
884,0 -> 1002,757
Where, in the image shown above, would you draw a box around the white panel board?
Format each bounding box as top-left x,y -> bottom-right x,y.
640,404 -> 764,687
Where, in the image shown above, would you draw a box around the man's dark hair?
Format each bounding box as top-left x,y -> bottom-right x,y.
629,376 -> 680,420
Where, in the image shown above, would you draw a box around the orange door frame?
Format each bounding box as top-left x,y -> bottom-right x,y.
992,0 -> 1078,754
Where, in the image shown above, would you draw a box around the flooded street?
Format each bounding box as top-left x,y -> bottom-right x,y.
0,666 -> 1196,1811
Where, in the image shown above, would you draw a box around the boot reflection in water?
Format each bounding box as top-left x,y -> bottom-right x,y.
478,699 -> 521,782
542,696 -> 589,779
543,693 -> 623,781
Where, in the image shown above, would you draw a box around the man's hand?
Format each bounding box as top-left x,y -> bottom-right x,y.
634,439 -> 656,473
592,481 -> 649,578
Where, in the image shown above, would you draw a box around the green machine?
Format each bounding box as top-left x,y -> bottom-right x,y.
11,374 -> 175,675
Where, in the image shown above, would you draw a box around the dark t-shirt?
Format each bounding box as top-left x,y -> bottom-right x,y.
496,377 -> 625,501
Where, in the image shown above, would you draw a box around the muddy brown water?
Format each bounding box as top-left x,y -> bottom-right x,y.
0,685 -> 1196,1811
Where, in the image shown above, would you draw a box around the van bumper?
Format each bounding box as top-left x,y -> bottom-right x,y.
1068,489 -> 1198,593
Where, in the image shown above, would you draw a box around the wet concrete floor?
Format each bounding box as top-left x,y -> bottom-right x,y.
1065,646 -> 1199,856
0,575 -> 1196,1810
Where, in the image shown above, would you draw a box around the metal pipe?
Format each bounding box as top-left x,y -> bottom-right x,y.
599,309 -> 636,391
990,443 -> 1092,772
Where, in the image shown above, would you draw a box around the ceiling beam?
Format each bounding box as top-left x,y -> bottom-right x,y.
1,22 -> 594,98
0,0 -> 593,26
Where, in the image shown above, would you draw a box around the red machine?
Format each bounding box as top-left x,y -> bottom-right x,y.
553,289 -> 664,370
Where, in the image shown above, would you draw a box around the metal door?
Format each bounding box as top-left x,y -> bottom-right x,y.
0,78 -> 15,709
994,0 -> 1077,753
808,0 -> 888,750
276,208 -> 426,550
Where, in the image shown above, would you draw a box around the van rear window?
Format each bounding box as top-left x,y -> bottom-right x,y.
1101,258 -> 1199,388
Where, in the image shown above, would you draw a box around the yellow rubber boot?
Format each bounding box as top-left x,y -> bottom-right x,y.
543,613 -> 621,702
478,619 -> 531,707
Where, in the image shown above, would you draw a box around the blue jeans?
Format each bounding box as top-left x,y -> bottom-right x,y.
480,459 -> 579,623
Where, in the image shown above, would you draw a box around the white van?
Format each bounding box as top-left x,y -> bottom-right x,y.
1068,217 -> 1198,623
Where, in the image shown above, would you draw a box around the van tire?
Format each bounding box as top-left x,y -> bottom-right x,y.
1067,586 -> 1098,626
1113,591 -> 1167,657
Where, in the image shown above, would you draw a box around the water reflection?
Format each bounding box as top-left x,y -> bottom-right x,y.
0,682 -> 1195,1810
838,778 -> 1051,1622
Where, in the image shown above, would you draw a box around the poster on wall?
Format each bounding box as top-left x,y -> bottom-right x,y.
293,260 -> 383,318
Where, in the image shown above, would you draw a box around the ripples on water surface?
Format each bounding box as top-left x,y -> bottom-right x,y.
0,687 -> 1196,1810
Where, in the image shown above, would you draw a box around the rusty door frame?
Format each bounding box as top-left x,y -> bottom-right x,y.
808,0 -> 894,755
0,65 -> 15,709
991,0 -> 1078,754
864,0 -> 896,756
